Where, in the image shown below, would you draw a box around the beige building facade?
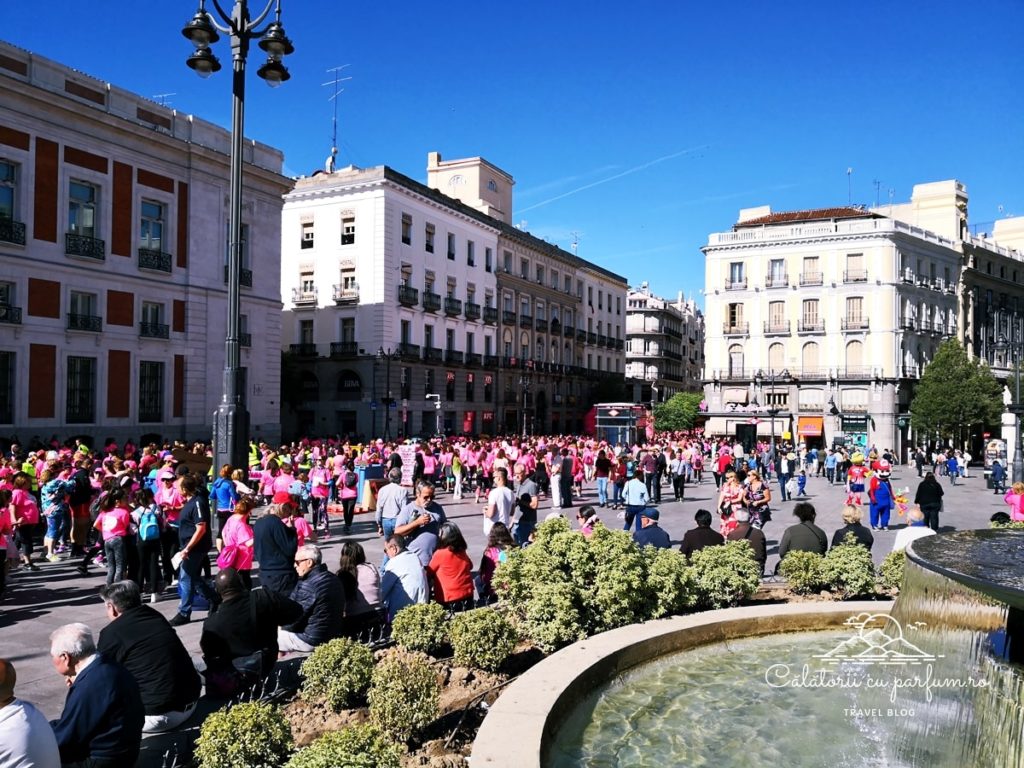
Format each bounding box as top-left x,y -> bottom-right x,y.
626,283 -> 705,405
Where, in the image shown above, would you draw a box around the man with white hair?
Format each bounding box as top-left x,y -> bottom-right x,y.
725,508 -> 767,573
0,657 -> 60,768
278,544 -> 345,654
48,623 -> 144,767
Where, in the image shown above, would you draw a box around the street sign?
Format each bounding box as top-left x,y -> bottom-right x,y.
389,401 -> 397,409
897,417 -> 908,428
370,401 -> 378,410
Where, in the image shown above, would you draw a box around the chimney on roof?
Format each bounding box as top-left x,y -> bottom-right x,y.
738,205 -> 771,223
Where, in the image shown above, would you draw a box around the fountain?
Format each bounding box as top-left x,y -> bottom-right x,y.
473,530 -> 1024,767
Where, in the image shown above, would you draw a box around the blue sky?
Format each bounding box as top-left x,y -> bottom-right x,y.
6,1 -> 1023,304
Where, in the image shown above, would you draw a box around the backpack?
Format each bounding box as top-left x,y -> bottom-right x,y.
139,508 -> 161,541
344,470 -> 358,489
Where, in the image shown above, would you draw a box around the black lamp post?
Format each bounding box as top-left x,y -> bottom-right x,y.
182,0 -> 294,531
520,366 -> 533,438
995,334 -> 1024,483
377,347 -> 398,440
755,368 -> 790,464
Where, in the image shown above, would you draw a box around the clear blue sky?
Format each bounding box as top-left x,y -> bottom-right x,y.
6,1 -> 1023,304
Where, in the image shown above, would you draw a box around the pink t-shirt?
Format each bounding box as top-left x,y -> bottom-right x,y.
309,467 -> 331,499
273,473 -> 295,494
221,514 -> 255,570
98,507 -> 131,540
11,488 -> 39,525
291,516 -> 313,547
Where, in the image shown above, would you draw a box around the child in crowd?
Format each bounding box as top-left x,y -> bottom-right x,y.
94,489 -> 131,585
476,522 -> 514,604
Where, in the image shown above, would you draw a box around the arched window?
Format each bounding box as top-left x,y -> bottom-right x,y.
334,370 -> 360,400
768,342 -> 785,371
802,342 -> 819,373
845,340 -> 863,373
728,344 -> 744,377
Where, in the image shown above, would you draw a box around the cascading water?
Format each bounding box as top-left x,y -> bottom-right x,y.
550,530 -> 1024,767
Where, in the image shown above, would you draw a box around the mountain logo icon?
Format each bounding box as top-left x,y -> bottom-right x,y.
813,613 -> 940,665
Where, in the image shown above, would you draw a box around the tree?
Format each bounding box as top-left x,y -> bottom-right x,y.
910,339 -> 1004,442
653,392 -> 704,432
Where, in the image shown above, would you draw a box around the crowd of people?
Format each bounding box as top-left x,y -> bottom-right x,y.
0,430 -> 1006,765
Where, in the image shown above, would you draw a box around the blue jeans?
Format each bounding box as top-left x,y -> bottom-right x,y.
624,505 -> 644,532
379,518 -> 397,572
612,482 -> 624,506
512,519 -> 535,547
778,475 -> 790,501
596,477 -> 609,506
177,551 -> 217,618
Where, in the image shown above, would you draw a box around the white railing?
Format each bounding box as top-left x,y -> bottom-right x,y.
706,217 -> 959,248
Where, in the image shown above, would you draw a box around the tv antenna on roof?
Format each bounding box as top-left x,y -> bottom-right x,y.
152,93 -> 176,107
322,65 -> 352,172
873,179 -> 881,208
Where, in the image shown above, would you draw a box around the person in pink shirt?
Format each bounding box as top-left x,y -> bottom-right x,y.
272,461 -> 295,495
285,503 -> 316,548
154,472 -> 183,585
308,458 -> 332,534
219,498 -> 256,588
94,488 -> 131,585
337,460 -> 359,534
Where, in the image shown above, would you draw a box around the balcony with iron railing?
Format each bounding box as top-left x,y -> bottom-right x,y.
0,218 -> 26,246
398,343 -> 421,360
483,354 -> 498,367
842,367 -> 875,378
330,341 -> 358,357
901,364 -> 921,378
763,320 -> 790,336
519,313 -> 533,329
483,306 -> 498,325
799,271 -> 823,286
444,297 -> 462,317
289,343 -> 318,357
797,319 -> 825,334
422,291 -> 441,312
0,303 -> 22,325
223,265 -> 253,287
843,269 -> 868,283
900,316 -> 916,331
765,273 -> 789,288
424,346 -> 443,363
398,285 -> 419,307
502,310 -> 517,325
292,287 -> 317,306
66,233 -> 105,260
466,352 -> 482,366
465,302 -> 481,321
138,247 -> 172,273
725,278 -> 748,291
67,313 -> 102,332
139,321 -> 169,339
563,324 -> 575,338
587,332 -> 597,345
550,319 -> 561,334
597,334 -> 607,347
615,338 -> 624,350
840,317 -> 870,331
446,349 -> 464,364
576,328 -> 587,342
535,318 -> 548,333
723,322 -> 749,336
333,284 -> 359,304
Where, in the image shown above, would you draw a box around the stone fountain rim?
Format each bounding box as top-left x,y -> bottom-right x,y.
471,600 -> 892,768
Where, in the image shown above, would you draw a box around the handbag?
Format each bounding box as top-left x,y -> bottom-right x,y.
216,544 -> 239,570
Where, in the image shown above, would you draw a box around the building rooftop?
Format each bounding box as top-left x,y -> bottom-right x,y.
735,206 -> 884,228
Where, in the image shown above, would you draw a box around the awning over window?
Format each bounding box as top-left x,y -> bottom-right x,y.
797,416 -> 824,437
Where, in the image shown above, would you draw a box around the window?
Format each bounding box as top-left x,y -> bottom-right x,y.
551,269 -> 559,289
485,247 -> 492,272
70,291 -> 97,318
802,256 -> 820,284
299,319 -> 314,344
845,253 -> 866,282
466,332 -> 475,354
447,233 -> 456,260
341,215 -> 355,245
301,220 -> 314,249
520,297 -> 531,316
69,181 -> 98,237
300,271 -> 315,294
484,372 -> 492,403
446,372 -> 456,402
577,280 -> 583,298
139,200 -> 165,253
467,240 -> 475,267
400,320 -> 411,344
340,266 -> 356,290
138,361 -> 164,422
0,160 -> 15,221
802,299 -> 819,324
768,342 -> 784,370
802,342 -> 819,371
768,258 -> 785,285
536,265 -> 544,284
424,369 -> 433,399
424,325 -> 434,349
521,258 -> 529,279
446,328 -> 455,351
846,296 -> 863,322
466,372 -> 475,401
565,275 -> 572,293
598,290 -> 603,310
587,286 -> 593,307
503,250 -> 512,272
0,351 -> 12,423
846,340 -> 863,371
141,301 -> 162,326
768,301 -> 785,328
726,302 -> 743,329
401,213 -> 412,245
66,356 -> 97,424
224,222 -> 251,269
503,293 -> 513,312
401,367 -> 411,399
729,262 -> 745,286
616,296 -> 621,315
425,223 -> 435,253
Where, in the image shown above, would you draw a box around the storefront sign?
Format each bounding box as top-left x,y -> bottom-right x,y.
842,415 -> 869,432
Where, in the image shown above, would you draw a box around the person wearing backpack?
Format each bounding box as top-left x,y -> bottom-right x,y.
68,456 -> 95,557
339,461 -> 359,534
133,488 -> 163,600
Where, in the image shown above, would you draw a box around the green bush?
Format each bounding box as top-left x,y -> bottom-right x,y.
300,637 -> 374,711
990,520 -> 1024,530
586,527 -> 655,632
821,534 -> 877,597
690,540 -> 762,608
284,725 -> 401,768
520,580 -> 588,653
448,608 -> 517,671
779,550 -> 826,594
644,546 -> 697,618
195,701 -> 292,768
878,549 -> 906,591
368,649 -> 440,742
390,602 -> 449,655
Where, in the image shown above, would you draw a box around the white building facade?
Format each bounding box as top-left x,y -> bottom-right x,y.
626,283 -> 705,404
0,42 -> 289,445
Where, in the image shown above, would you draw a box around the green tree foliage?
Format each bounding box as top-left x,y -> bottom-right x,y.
653,392 -> 705,432
911,339 -> 1004,439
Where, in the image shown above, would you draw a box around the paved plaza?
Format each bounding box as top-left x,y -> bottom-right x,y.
0,463 -> 1003,759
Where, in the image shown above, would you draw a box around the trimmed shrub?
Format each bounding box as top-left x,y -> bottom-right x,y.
821,534 -> 876,597
878,549 -> 906,591
690,540 -> 762,608
586,526 -> 654,632
300,637 -> 374,711
284,725 -> 401,768
390,602 -> 448,655
520,580 -> 587,653
991,520 -> 1024,530
368,649 -> 440,742
530,514 -> 572,547
778,550 -> 826,594
644,546 -> 698,618
448,608 -> 517,671
195,701 -> 292,768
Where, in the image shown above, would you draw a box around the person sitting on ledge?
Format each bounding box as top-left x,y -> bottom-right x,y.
830,504 -> 874,551
632,507 -> 671,550
777,502 -> 827,562
679,509 -> 725,561
726,508 -> 767,573
892,507 -> 937,552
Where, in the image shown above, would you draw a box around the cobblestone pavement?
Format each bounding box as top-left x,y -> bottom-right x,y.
0,463 -> 1002,760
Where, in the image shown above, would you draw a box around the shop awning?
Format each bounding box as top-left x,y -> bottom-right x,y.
797,416 -> 824,437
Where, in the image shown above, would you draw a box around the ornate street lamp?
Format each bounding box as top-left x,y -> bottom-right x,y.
181,0 -> 295,528
377,347 -> 399,440
995,334 -> 1023,483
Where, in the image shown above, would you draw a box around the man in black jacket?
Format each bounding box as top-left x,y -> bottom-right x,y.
253,492 -> 299,596
278,544 -> 345,654
679,509 -> 725,561
97,581 -> 201,733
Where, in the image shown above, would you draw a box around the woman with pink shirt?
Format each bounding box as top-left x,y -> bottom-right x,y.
95,488 -> 131,585
220,498 -> 256,588
11,474 -> 40,571
155,472 -> 183,585
338,460 -> 359,534
308,458 -> 332,534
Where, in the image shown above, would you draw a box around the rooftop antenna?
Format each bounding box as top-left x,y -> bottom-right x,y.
872,179 -> 881,208
847,167 -> 853,205
570,231 -> 580,256
152,93 -> 176,107
322,65 -> 352,172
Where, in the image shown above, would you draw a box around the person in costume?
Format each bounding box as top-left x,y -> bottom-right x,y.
868,459 -> 894,530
